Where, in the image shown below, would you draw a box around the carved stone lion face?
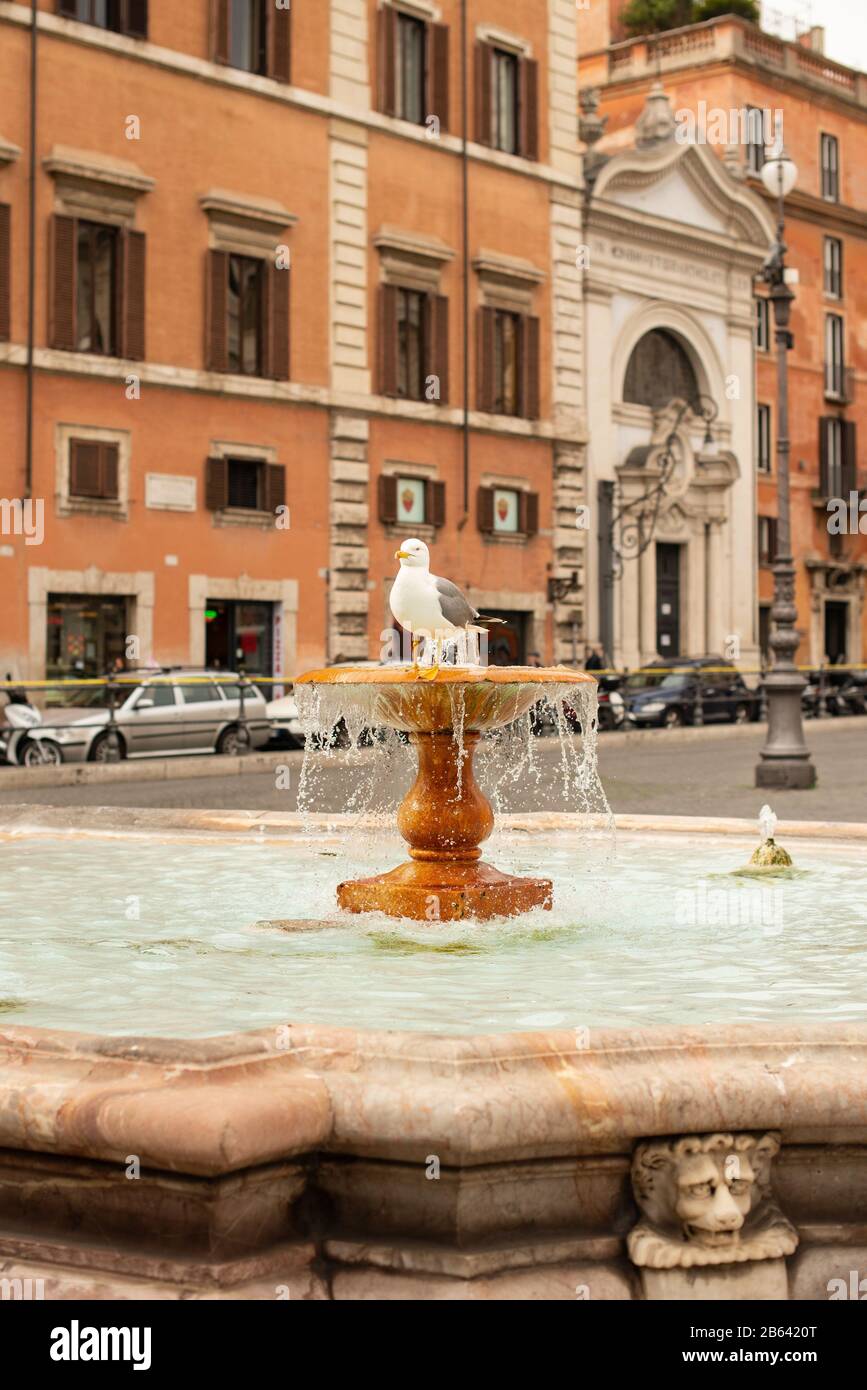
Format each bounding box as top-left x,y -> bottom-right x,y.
632,1132 -> 779,1250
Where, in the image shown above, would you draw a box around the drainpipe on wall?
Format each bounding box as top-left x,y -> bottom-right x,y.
457,0 -> 470,532
24,0 -> 38,499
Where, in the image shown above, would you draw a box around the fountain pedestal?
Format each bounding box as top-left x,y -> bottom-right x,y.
337,730 -> 552,921
295,665 -> 596,922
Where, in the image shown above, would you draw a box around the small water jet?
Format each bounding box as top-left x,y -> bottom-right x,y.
294,665 -> 599,921
747,804 -> 793,871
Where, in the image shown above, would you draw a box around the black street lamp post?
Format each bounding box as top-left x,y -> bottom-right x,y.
755,147 -> 816,789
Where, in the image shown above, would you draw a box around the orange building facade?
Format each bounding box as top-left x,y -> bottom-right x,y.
0,0 -> 589,685
577,9 -> 867,669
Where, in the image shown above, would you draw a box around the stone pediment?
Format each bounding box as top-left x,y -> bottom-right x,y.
590,140 -> 774,248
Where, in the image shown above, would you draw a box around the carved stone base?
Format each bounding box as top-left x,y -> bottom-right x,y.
337,859 -> 552,922
641,1258 -> 789,1301
756,759 -> 817,790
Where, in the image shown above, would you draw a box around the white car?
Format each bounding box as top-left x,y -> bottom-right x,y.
266,690 -> 304,748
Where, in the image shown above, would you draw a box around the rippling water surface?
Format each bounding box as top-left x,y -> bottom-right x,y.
0,831 -> 864,1036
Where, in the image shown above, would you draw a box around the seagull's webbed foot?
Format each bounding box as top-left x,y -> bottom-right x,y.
418,663 -> 440,681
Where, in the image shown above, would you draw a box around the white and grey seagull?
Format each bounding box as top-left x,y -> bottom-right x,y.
390,538 -> 503,678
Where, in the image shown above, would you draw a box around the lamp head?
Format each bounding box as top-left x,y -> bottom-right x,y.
760,149 -> 798,200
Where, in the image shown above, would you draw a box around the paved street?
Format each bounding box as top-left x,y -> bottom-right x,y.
1,722 -> 864,821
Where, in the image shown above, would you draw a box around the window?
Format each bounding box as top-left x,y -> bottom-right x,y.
755,296 -> 770,351
477,306 -> 539,418
623,330 -> 699,409
379,7 -> 449,129
205,456 -> 286,515
178,682 -> 221,704
477,485 -> 538,538
46,594 -> 128,679
819,417 -> 856,499
745,107 -> 765,175
821,133 -> 839,201
396,288 -> 427,400
758,516 -> 777,567
757,404 -> 772,474
213,0 -> 290,80
57,0 -> 148,39
377,475 -> 445,529
493,310 -> 520,415
0,204 -> 9,343
475,42 -> 538,159
396,12 -> 426,124
69,439 -> 120,500
492,49 -> 519,155
227,254 -> 263,376
50,215 -> 145,359
824,237 -> 843,299
206,249 -> 289,380
138,684 -> 175,707
378,286 -> 448,403
824,313 -> 845,397
76,221 -> 118,355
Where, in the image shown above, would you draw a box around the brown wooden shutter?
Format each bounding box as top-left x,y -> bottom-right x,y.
212,0 -> 230,64
265,464 -> 286,513
70,440 -> 102,497
427,479 -> 446,528
521,315 -> 540,419
429,23 -> 449,133
842,421 -> 857,496
379,3 -> 398,116
49,214 -> 77,351
206,250 -> 228,372
474,43 -> 492,145
261,260 -> 290,381
119,228 -> 146,360
379,284 -> 399,395
818,417 -> 830,496
205,457 -> 229,510
378,474 -> 398,526
123,0 -> 149,38
520,491 -> 539,537
0,204 -> 10,342
477,306 -> 496,412
101,443 -> 119,499
520,57 -> 539,160
477,486 -> 495,534
57,0 -> 78,16
425,293 -> 448,404
267,1 -> 291,82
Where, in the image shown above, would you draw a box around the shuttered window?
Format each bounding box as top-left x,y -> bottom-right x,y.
820,132 -> 839,201
824,313 -> 844,397
69,439 -> 119,500
475,43 -> 538,159
0,203 -> 10,342
758,516 -> 777,566
379,5 -> 449,130
207,251 -> 289,380
205,457 -> 286,513
49,216 -> 146,359
378,475 -> 445,528
477,486 -> 538,538
213,0 -> 290,81
57,1 -> 148,38
757,404 -> 772,474
477,308 -> 540,418
379,286 -> 448,402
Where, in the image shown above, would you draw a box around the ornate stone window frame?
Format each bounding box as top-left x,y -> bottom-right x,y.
473,249 -> 545,315
479,471 -> 534,547
188,574 -> 298,676
475,25 -> 532,58
382,0 -> 443,22
54,422 -> 131,522
27,565 -> 154,680
200,189 -> 298,259
43,145 -> 154,227
0,136 -> 21,168
373,225 -> 455,294
208,438 -> 280,530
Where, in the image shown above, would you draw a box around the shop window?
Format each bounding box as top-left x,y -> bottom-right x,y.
205,599 -> 274,676
45,593 -> 128,678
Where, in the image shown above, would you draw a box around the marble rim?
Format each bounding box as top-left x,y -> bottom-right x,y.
294,665 -> 597,686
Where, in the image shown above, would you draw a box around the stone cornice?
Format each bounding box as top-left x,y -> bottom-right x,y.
587,201 -> 766,276
473,249 -> 547,286
199,189 -> 298,232
0,134 -> 21,166
42,144 -> 155,196
372,226 -> 456,265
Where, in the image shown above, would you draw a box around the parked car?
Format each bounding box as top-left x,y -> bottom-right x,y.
32,670 -> 270,763
623,657 -> 759,729
267,689 -> 303,749
838,669 -> 867,716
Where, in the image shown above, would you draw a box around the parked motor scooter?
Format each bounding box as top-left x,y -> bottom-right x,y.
0,696 -> 60,767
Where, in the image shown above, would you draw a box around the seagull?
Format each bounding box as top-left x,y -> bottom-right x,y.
390,538 -> 503,678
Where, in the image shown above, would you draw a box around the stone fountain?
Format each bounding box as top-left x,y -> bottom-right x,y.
294,664 -> 596,921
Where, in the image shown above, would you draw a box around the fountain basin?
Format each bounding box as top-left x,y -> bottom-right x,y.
1,807 -> 866,1300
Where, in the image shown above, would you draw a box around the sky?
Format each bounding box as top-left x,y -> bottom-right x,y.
761,0 -> 867,71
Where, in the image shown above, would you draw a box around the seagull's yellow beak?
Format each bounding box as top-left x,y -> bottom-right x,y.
395,550 -> 409,560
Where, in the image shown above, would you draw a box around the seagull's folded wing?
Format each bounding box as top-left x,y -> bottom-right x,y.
433,575 -> 479,627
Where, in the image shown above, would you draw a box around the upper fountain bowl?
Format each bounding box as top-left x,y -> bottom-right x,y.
294,665 -> 596,734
